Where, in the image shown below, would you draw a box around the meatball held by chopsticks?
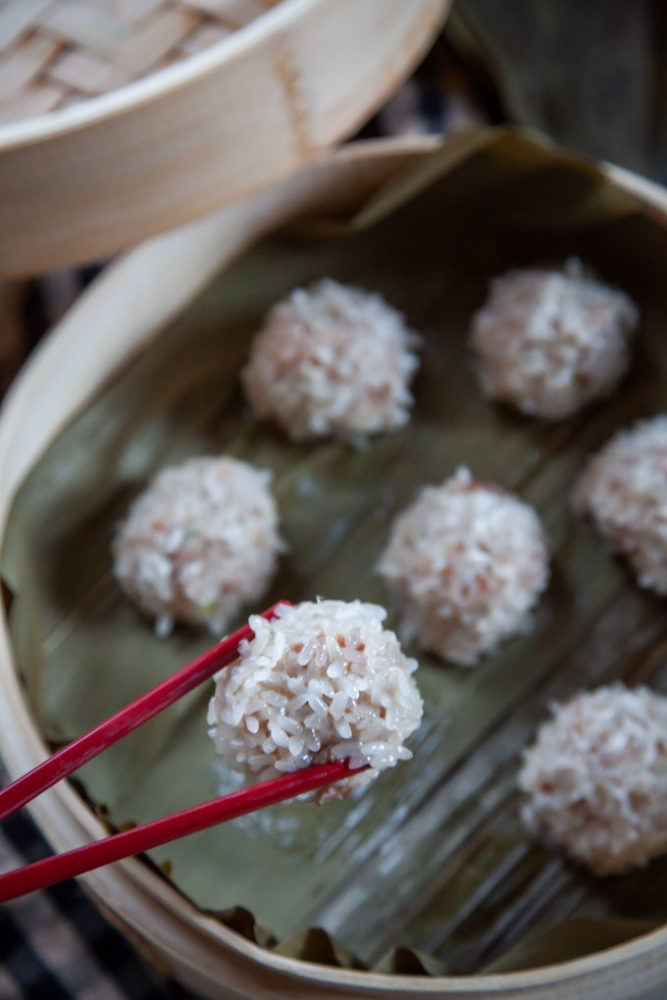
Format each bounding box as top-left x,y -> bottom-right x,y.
208,599 -> 423,802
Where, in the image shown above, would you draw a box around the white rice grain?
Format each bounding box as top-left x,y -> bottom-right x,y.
113,456 -> 282,636
242,280 -> 420,441
207,599 -> 423,801
470,259 -> 638,420
378,468 -> 549,666
519,684 -> 667,874
573,415 -> 667,594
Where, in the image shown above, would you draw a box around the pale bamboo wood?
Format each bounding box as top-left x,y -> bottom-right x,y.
601,162 -> 667,216
0,1 -> 274,113
2,134 -> 667,1000
0,0 -> 449,277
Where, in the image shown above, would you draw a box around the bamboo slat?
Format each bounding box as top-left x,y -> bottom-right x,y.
0,0 -> 449,276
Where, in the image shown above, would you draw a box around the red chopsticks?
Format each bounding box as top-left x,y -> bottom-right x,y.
0,603 -> 289,824
0,602 -> 366,903
0,761 -> 360,903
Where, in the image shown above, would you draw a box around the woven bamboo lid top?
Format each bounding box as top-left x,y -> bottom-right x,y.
0,0 -> 448,276
0,0 -> 281,125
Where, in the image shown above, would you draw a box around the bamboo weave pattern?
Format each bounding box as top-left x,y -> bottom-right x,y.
0,0 -> 281,124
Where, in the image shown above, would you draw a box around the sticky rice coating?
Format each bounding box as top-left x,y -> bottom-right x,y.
113,457 -> 282,637
241,279 -> 420,441
519,685 -> 667,875
207,600 -> 423,801
573,416 -> 667,595
378,468 -> 549,666
470,259 -> 638,420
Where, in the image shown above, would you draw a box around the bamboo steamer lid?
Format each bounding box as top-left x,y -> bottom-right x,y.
2,133 -> 667,1000
0,0 -> 449,277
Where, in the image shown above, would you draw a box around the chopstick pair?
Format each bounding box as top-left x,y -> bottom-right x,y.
0,603 -> 363,903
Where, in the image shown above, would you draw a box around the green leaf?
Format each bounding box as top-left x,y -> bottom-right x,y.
273,928 -> 360,969
4,128 -> 667,974
484,918 -> 662,973
374,947 -> 448,976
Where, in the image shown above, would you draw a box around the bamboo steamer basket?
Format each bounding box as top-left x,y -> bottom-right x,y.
0,0 -> 448,278
2,133 -> 667,1000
